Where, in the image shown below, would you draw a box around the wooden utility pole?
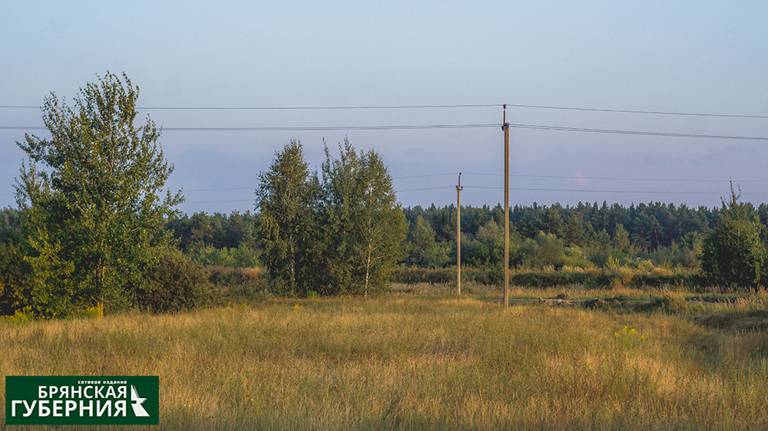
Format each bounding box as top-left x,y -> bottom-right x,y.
456,172 -> 463,296
502,105 -> 510,308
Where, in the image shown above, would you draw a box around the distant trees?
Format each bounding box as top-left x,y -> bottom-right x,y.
402,201 -> 717,270
406,216 -> 450,267
701,187 -> 765,290
256,140 -> 406,296
167,211 -> 258,251
3,72 -> 184,317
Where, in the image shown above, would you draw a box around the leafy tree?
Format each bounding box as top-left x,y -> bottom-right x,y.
12,72 -> 181,317
356,150 -> 407,295
0,208 -> 23,245
318,142 -> 406,295
475,219 -> 505,266
701,187 -> 765,290
407,216 -> 449,267
255,141 -> 317,295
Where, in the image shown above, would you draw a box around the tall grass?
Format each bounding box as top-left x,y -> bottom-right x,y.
1,290 -> 767,430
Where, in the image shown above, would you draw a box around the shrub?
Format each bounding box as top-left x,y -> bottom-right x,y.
1,310 -> 33,324
701,189 -> 765,290
651,293 -> 689,314
391,267 -> 453,284
392,265 -> 701,290
208,266 -> 268,298
138,249 -> 216,313
583,298 -> 612,311
187,244 -> 260,268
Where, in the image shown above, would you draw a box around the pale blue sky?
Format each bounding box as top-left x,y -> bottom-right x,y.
1,1 -> 767,212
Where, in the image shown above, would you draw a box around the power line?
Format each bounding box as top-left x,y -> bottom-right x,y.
183,186 -> 455,201
0,103 -> 503,111
180,186 -> 767,205
177,173 -> 768,194
3,102 -> 768,118
394,186 -> 454,193
464,185 -> 768,195
507,123 -> 768,142
3,122 -> 768,141
504,103 -> 768,119
461,172 -> 768,184
391,173 -> 457,180
0,123 -> 498,132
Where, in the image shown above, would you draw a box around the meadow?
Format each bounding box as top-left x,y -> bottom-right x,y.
2,284 -> 768,430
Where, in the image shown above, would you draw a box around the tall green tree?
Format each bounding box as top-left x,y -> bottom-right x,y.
318,142 -> 406,295
356,151 -> 407,295
255,141 -> 318,295
701,186 -> 764,290
13,72 -> 182,317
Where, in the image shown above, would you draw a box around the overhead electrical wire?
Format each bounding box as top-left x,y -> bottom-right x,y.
0,123 -> 497,132
2,102 -> 767,118
503,103 -> 768,119
458,172 -> 768,184
462,186 -> 768,195
183,172 -> 768,193
0,103 -> 503,111
506,123 -> 768,141
181,186 -> 764,205
2,122 -> 768,141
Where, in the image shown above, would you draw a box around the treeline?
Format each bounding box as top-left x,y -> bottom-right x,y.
2,73 -> 767,319
157,202 -> 749,270
402,202 -> 718,269
166,212 -> 259,267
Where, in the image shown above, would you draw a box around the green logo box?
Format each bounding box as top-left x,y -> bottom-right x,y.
5,376 -> 159,425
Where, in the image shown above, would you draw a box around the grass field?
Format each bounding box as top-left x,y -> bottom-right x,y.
2,284 -> 768,430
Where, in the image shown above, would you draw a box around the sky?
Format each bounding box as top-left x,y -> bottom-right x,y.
1,0 -> 768,213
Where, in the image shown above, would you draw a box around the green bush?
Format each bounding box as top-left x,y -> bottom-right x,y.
208,266 -> 268,298
628,273 -> 705,289
187,244 -> 260,268
391,267 -> 453,284
653,293 -> 689,314
138,249 -> 217,313
0,244 -> 31,316
392,266 -> 702,290
701,191 -> 765,290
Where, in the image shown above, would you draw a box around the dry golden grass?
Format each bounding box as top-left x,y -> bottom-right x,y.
2,288 -> 768,430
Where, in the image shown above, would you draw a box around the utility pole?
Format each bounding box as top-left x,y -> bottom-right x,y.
502,104 -> 510,308
456,172 -> 463,296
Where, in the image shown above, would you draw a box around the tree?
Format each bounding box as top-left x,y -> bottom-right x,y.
407,216 -> 449,267
356,151 -> 407,295
613,223 -> 631,253
475,219 -> 505,266
701,186 -> 765,290
564,212 -> 584,246
255,141 -> 318,295
12,72 -> 181,317
318,142 -> 406,295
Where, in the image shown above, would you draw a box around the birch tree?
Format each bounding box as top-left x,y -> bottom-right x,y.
14,72 -> 181,316
256,141 -> 318,295
319,142 -> 405,295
